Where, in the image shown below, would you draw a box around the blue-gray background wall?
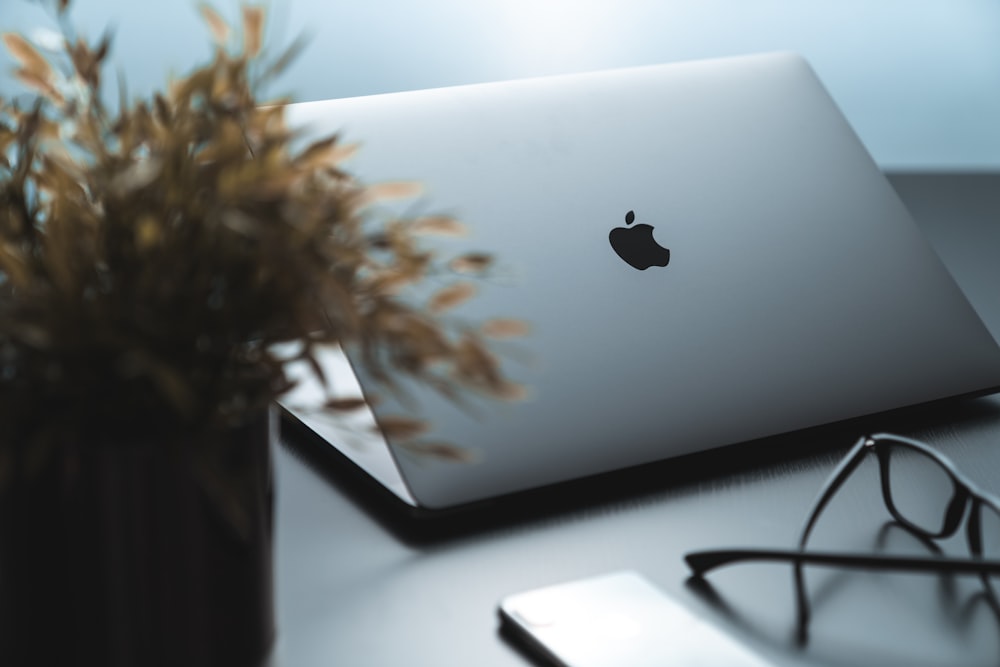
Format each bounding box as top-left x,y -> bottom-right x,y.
2,0 -> 999,170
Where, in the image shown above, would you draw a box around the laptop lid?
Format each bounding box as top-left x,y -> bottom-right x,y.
280,52 -> 1000,510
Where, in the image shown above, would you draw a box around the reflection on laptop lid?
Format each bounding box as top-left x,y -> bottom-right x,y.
279,52 -> 1000,512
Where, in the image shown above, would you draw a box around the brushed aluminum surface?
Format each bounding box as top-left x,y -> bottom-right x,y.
282,53 -> 1000,509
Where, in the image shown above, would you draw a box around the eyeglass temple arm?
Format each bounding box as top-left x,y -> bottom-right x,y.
797,436 -> 871,549
685,547 -> 1000,577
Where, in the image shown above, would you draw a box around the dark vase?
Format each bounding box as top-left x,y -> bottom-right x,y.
0,408 -> 276,667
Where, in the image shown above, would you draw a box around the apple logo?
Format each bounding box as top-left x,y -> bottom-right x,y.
609,210 -> 670,270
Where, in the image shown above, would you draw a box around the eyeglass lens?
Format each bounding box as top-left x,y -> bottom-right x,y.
975,502 -> 1000,594
882,439 -> 1000,593
882,444 -> 959,537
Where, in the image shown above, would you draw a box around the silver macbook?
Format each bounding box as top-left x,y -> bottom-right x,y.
279,52 -> 1000,511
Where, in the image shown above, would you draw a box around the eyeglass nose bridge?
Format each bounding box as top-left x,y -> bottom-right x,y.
875,446 -> 970,539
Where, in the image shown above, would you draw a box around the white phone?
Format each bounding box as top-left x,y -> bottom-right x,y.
498,571 -> 774,667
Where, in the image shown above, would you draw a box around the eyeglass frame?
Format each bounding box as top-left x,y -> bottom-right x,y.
684,433 -> 1000,637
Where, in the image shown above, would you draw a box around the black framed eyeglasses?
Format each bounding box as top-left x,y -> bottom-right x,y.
684,433 -> 1000,638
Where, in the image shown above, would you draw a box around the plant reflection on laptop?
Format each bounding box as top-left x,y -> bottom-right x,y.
684,433 -> 1000,642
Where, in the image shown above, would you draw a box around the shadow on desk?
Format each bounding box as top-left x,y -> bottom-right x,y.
684,519 -> 1000,667
279,392 -> 1000,548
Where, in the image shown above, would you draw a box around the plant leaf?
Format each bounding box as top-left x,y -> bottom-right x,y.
295,136 -> 358,169
13,68 -> 64,104
259,32 -> 310,82
400,440 -> 476,463
199,4 -> 231,45
362,181 -> 422,203
449,252 -> 492,274
2,33 -> 52,82
324,397 -> 369,412
481,318 -> 529,339
428,282 -> 476,312
376,415 -> 429,440
242,6 -> 265,58
491,380 -> 528,401
411,215 -> 466,236
0,243 -> 31,287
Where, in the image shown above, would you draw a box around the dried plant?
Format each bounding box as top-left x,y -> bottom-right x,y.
0,2 -> 526,477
